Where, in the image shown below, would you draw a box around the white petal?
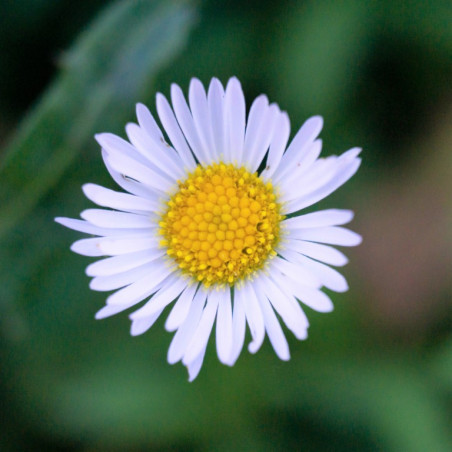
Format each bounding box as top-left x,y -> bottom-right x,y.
95,235 -> 158,256
254,281 -> 290,361
95,133 -> 150,167
102,151 -> 157,199
70,237 -> 107,256
189,78 -> 216,164
95,303 -> 133,320
171,83 -> 208,164
229,291 -> 246,365
125,122 -> 184,180
288,226 -> 362,246
182,291 -> 219,365
288,282 -> 334,313
278,144 -> 334,203
130,275 -> 187,319
261,275 -> 309,340
56,217 -> 116,237
238,283 -> 265,354
272,256 -> 322,288
105,148 -> 173,194
82,183 -> 159,212
280,249 -> 348,293
81,209 -> 154,229
207,78 -> 225,160
165,284 -> 198,332
86,248 -> 165,277
215,289 -> 233,365
285,151 -> 362,213
284,209 -> 354,229
89,260 -> 161,291
167,288 -> 206,364
224,77 -> 245,163
106,262 -> 172,306
273,115 -> 323,183
284,240 -> 348,266
261,111 -> 290,181
243,95 -> 268,167
277,139 -> 323,198
187,347 -> 207,382
155,93 -> 196,169
248,104 -> 280,173
130,307 -> 164,336
136,103 -> 165,142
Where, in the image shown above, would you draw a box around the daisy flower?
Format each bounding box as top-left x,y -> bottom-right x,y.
56,77 -> 362,381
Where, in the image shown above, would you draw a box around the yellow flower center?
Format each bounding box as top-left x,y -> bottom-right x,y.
159,162 -> 283,287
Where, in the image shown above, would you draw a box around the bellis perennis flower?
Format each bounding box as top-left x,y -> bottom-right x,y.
56,77 -> 362,381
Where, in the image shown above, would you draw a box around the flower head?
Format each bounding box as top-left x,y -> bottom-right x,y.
56,77 -> 362,381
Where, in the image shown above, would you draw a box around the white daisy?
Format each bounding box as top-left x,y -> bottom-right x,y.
56,77 -> 362,381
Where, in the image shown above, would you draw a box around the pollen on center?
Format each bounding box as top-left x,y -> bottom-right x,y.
158,162 -> 283,287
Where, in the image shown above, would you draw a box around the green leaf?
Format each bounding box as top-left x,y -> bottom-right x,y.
0,0 -> 197,239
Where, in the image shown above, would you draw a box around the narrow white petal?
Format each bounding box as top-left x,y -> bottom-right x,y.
165,284 -> 198,332
167,288 -> 206,364
182,291 -> 219,365
106,262 -> 172,306
272,256 -> 322,288
284,280 -> 334,313
229,291 -> 246,365
187,347 -> 207,382
95,133 -> 150,167
262,275 -> 309,340
95,303 -> 133,320
207,78 -> 225,160
280,249 -> 348,293
215,289 -> 234,365
130,307 -> 164,336
288,226 -> 362,246
238,283 -> 265,354
285,153 -> 361,213
130,275 -> 187,319
189,78 -> 216,164
278,144 -> 334,204
102,151 -> 157,199
273,115 -> 323,182
125,122 -> 184,180
82,183 -> 159,212
86,248 -> 165,277
136,103 -> 165,141
85,248 -> 165,276
81,209 -> 154,229
280,156 -> 343,204
284,209 -> 354,229
224,77 -> 245,163
105,149 -> 173,194
56,217 -> 115,237
171,83 -> 209,164
243,95 -> 269,167
155,93 -> 196,169
277,139 -> 323,197
89,260 -> 161,291
70,237 -> 106,256
261,111 -> 290,181
249,104 -> 280,173
284,240 -> 348,266
95,235 -> 158,255
254,281 -> 290,361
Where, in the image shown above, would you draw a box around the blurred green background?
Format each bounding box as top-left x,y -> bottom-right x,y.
0,0 -> 451,450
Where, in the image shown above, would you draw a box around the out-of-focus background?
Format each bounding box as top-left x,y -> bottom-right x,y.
0,0 -> 450,450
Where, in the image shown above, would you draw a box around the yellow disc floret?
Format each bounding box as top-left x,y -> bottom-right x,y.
159,162 -> 283,288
